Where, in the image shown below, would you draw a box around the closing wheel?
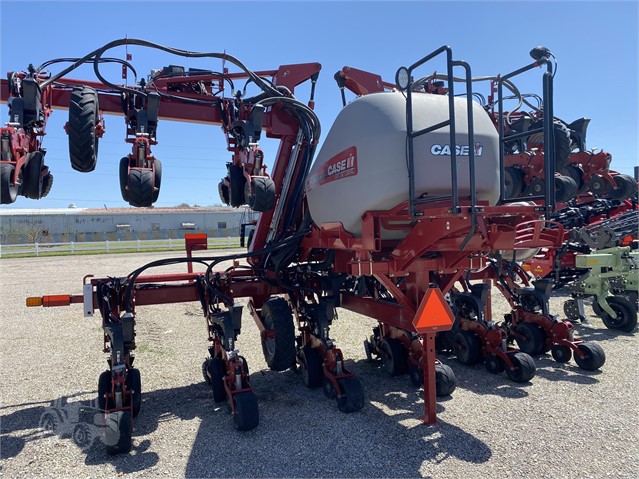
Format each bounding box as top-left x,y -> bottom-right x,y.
126,368 -> 142,418
119,157 -> 129,201
485,354 -> 505,374
554,175 -> 578,203
300,346 -> 323,388
97,370 -> 112,411
260,297 -> 296,371
435,363 -> 457,396
228,164 -> 245,207
323,378 -> 336,399
574,342 -> 606,371
232,391 -> 259,431
607,174 -> 637,200
104,410 -> 132,455
504,352 -> 536,383
564,299 -> 581,321
68,86 -> 99,172
247,176 -> 275,212
452,330 -> 482,365
504,167 -> 524,199
380,337 -> 408,376
524,177 -> 545,197
127,168 -> 154,207
336,376 -> 365,413
514,322 -> 546,356
152,159 -> 162,203
1,163 -> 17,204
22,151 -> 45,199
205,357 -> 227,403
551,344 -> 572,363
363,340 -> 373,361
560,165 -> 585,192
599,296 -> 638,332
587,174 -> 607,197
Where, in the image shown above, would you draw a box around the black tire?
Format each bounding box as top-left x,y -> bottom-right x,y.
504,167 -> 525,199
452,330 -> 482,365
206,357 -> 227,403
380,337 -> 408,376
126,368 -> 142,418
564,299 -> 581,321
592,300 -> 603,317
105,410 -> 132,454
228,164 -> 245,207
336,377 -> 365,413
587,174 -> 607,197
152,159 -> 162,203
560,165 -> 585,192
607,174 -> 637,200
22,151 -> 44,199
260,297 -> 296,371
599,296 -> 637,332
484,354 -> 505,374
527,119 -> 572,169
554,175 -> 578,203
232,391 -> 259,431
98,370 -> 112,411
514,322 -> 546,356
551,344 -> 572,363
435,363 -> 457,397
574,342 -> 606,371
504,352 -> 536,382
300,346 -> 323,389
41,172 -> 53,198
524,178 -> 545,197
127,168 -> 154,207
68,86 -> 99,172
323,378 -> 336,399
73,423 -> 94,451
247,176 -> 275,212
1,163 -> 17,204
119,157 -> 130,202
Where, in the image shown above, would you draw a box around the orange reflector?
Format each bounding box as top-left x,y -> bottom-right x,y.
43,295 -> 72,307
26,297 -> 43,307
413,288 -> 455,333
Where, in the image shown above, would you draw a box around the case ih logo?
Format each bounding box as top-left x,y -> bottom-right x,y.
307,146 -> 358,190
431,143 -> 483,156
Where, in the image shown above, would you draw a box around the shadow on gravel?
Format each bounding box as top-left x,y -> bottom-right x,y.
1,365 -> 491,477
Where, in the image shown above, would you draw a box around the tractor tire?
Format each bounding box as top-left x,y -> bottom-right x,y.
126,368 -> 142,418
504,167 -> 525,199
527,119 -> 572,170
574,342 -> 606,371
607,174 -> 637,200
554,175 -> 578,203
1,163 -> 17,204
260,297 -> 296,371
599,296 -> 638,333
300,346 -> 323,389
152,159 -> 162,203
380,337 -> 408,376
127,168 -> 154,207
514,322 -> 546,356
336,376 -> 365,413
452,330 -> 482,365
232,391 -> 259,431
247,176 -> 275,212
68,86 -> 99,172
504,352 -> 536,383
105,410 -> 132,454
119,157 -> 129,202
22,151 -> 44,199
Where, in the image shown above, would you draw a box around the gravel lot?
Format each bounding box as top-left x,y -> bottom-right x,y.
1,251 -> 637,478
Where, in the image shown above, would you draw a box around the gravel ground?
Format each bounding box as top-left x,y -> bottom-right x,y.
1,251 -> 637,478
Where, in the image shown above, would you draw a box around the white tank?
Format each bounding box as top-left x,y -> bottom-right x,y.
305,91 -> 500,239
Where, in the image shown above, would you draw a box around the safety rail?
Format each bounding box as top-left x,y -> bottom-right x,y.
0,237 -> 241,258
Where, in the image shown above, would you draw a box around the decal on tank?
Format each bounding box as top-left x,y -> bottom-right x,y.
307,146 -> 358,191
430,143 -> 484,156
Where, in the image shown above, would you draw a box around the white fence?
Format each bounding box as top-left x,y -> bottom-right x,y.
0,237 -> 241,258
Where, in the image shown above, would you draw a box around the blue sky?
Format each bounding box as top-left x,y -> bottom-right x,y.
1,0 -> 637,209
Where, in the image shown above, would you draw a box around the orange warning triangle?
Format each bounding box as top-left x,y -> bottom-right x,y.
413,288 -> 455,332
